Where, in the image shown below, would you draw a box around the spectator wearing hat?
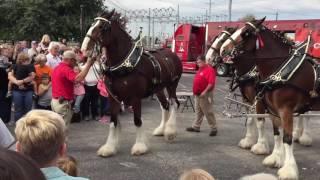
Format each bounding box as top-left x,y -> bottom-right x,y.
51,50 -> 95,127
186,55 -> 218,136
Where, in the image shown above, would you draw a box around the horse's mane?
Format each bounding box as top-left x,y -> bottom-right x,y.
99,10 -> 128,29
262,26 -> 295,47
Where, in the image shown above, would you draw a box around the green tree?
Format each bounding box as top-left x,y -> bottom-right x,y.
0,0 -> 106,41
238,14 -> 256,22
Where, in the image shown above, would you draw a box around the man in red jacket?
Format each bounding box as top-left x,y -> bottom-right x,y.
186,55 -> 218,136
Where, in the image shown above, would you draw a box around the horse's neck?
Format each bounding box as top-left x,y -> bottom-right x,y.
107,28 -> 132,66
234,54 -> 255,76
255,30 -> 291,79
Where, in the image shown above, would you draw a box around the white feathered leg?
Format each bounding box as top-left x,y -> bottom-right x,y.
263,135 -> 284,168
97,122 -> 120,157
251,119 -> 270,155
239,117 -> 257,149
164,99 -> 177,142
278,144 -> 299,180
131,126 -> 149,155
293,117 -> 303,142
153,105 -> 170,136
299,116 -> 312,146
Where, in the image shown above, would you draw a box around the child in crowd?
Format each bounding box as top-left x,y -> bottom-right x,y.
37,74 -> 52,110
97,75 -> 109,124
72,65 -> 85,122
57,155 -> 78,177
180,169 -> 215,180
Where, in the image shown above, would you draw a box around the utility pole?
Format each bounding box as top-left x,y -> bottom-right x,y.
209,0 -> 212,21
148,8 -> 151,48
80,4 -> 84,38
177,4 -> 180,25
276,11 -> 279,21
228,0 -> 232,21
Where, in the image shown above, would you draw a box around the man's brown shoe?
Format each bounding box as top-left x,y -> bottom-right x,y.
209,129 -> 218,136
186,127 -> 200,132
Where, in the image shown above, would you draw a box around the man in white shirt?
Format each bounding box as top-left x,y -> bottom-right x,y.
46,42 -> 61,69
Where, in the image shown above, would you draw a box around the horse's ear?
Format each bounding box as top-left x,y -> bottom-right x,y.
257,16 -> 266,26
107,9 -> 115,19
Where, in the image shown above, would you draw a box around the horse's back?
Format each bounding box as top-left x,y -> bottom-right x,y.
150,48 -> 183,76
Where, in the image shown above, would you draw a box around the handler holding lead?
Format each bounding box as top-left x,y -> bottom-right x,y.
51,51 -> 95,127
186,55 -> 218,136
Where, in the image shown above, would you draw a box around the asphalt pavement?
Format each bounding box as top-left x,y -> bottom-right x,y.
65,74 -> 320,180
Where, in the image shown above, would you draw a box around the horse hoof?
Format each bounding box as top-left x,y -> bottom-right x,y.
131,143 -> 148,156
263,153 -> 283,168
292,129 -> 302,142
152,127 -> 164,136
298,134 -> 312,146
251,142 -> 270,155
278,164 -> 299,180
97,145 -> 116,157
238,137 -> 256,149
164,126 -> 176,142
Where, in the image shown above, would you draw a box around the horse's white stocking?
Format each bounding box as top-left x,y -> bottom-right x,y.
97,122 -> 120,157
277,144 -> 299,180
251,119 -> 270,155
292,117 -> 303,142
153,105 -> 170,136
263,135 -> 284,168
238,117 -> 257,149
299,117 -> 312,146
164,99 -> 177,142
131,126 -> 149,155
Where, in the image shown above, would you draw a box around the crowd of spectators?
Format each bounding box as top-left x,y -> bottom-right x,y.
0,34 -> 110,126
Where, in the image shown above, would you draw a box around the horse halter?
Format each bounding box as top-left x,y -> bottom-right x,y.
85,17 -> 111,43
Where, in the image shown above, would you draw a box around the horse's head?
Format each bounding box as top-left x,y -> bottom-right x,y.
81,10 -> 115,57
220,17 -> 266,59
205,27 -> 237,66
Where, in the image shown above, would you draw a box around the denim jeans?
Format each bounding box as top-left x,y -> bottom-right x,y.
13,90 -> 33,121
73,95 -> 84,113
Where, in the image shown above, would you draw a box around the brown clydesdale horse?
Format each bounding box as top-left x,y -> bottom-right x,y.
81,10 -> 182,157
220,17 -> 318,180
206,27 -> 270,155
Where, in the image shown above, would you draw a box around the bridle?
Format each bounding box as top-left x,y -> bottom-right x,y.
209,30 -> 233,52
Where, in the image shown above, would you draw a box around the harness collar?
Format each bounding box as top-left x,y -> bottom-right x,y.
245,22 -> 258,30
94,17 -> 110,23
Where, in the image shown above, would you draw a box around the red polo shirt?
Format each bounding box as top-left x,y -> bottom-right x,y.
51,62 -> 76,100
193,65 -> 216,95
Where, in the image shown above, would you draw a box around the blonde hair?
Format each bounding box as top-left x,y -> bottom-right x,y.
48,42 -> 60,51
40,34 -> 51,44
15,110 -> 66,166
35,54 -> 47,63
16,52 -> 30,64
57,155 -> 78,177
180,169 -> 215,180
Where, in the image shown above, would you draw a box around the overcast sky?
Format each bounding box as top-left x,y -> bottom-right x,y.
106,0 -> 320,20
104,0 -> 320,39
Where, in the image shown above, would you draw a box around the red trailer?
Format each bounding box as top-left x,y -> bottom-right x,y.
169,19 -> 320,74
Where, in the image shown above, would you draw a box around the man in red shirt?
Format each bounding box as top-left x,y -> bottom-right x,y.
186,55 -> 218,136
51,50 -> 94,128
